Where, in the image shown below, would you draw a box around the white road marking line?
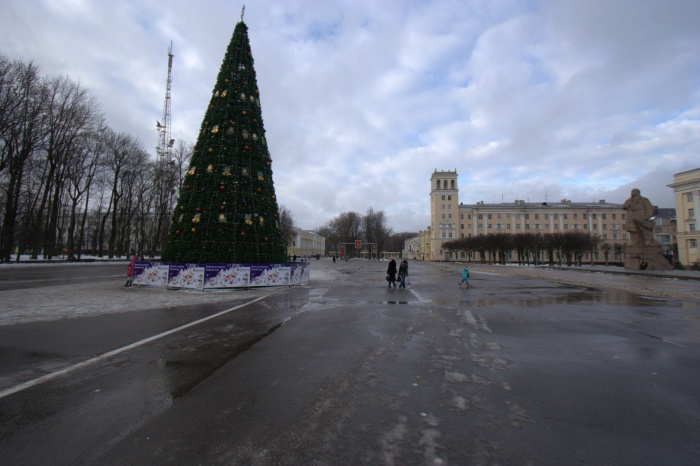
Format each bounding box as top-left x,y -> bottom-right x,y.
0,295 -> 269,400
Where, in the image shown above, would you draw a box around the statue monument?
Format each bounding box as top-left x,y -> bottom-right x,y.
621,188 -> 673,270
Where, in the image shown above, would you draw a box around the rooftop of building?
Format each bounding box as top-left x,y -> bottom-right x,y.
458,199 -> 624,209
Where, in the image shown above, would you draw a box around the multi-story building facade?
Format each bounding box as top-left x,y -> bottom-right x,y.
652,208 -> 676,261
668,168 -> 700,266
287,228 -> 325,260
427,170 -> 632,262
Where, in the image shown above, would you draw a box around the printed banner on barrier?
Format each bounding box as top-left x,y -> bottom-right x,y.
203,264 -> 251,288
168,264 -> 204,289
249,264 -> 290,287
133,262 -> 169,287
133,262 -> 308,289
289,264 -> 308,286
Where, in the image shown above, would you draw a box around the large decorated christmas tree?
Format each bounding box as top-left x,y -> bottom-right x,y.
161,20 -> 287,264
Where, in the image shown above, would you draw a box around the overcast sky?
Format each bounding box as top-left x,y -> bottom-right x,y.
1,0 -> 698,232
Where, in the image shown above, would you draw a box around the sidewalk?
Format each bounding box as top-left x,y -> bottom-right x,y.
464,262 -> 700,302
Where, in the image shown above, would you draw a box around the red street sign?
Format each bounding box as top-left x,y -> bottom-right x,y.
355,240 -> 362,249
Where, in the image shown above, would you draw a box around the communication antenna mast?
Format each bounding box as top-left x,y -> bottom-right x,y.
156,41 -> 174,160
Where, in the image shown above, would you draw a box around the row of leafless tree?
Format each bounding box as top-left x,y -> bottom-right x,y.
442,232 -> 609,266
316,208 -> 406,257
0,55 -> 192,262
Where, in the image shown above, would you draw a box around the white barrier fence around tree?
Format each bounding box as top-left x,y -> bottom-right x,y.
132,261 -> 309,289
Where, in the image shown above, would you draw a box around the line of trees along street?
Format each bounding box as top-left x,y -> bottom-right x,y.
315,208 -> 416,257
442,232 -> 606,266
0,55 -> 192,262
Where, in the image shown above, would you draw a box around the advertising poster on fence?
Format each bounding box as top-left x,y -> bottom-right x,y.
168,264 -> 204,289
289,264 -> 308,286
249,264 -> 290,287
133,262 -> 169,287
203,264 -> 251,289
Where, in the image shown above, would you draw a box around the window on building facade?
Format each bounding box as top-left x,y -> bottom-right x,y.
554,213 -> 558,219
478,214 -> 483,219
516,224 -> 521,230
478,224 -> 483,229
574,224 -> 579,230
690,239 -> 697,247
603,234 -> 608,239
603,224 -> 607,229
573,213 -> 578,219
535,213 -> 539,219
602,214 -> 607,219
441,195 -> 445,200
525,214 -> 530,220
448,195 -> 452,200
583,214 -> 587,219
564,224 -> 568,230
612,213 -> 616,219
488,224 -> 492,229
497,224 -> 503,230
506,214 -> 511,219
563,213 -> 568,219
448,205 -> 452,210
461,224 -> 464,229
449,233 -> 453,238
592,214 -> 597,219
448,214 -> 452,219
689,208 -> 695,218
442,214 -> 445,219
460,213 -> 464,219
690,223 -> 696,232
687,193 -> 693,202
468,214 -> 472,219
507,224 -> 511,229
534,224 -> 540,230
554,224 -> 559,230
488,213 -> 492,219
442,232 -> 446,238
545,213 -> 549,219
584,224 -> 588,229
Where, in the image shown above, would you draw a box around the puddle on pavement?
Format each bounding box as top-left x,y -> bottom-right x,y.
162,322 -> 283,398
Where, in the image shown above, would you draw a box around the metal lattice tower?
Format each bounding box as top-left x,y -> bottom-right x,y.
156,41 -> 174,160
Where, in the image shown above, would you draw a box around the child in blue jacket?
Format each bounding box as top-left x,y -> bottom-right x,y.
459,265 -> 470,288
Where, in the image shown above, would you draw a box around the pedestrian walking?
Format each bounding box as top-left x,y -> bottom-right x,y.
459,265 -> 470,289
125,253 -> 139,287
386,259 -> 397,288
398,259 -> 409,289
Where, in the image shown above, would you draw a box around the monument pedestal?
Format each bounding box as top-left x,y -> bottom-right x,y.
624,244 -> 673,271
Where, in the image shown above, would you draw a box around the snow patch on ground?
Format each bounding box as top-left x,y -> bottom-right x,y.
0,267 -> 340,327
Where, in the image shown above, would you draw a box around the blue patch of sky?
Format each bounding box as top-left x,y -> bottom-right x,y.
306,19 -> 343,42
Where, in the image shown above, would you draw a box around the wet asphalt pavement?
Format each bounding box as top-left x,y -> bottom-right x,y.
0,260 -> 699,465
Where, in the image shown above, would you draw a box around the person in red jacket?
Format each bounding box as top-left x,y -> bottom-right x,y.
125,254 -> 139,287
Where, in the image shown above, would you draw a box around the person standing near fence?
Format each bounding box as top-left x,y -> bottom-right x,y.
125,253 -> 139,287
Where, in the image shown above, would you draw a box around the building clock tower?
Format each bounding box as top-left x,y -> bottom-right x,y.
430,170 -> 459,261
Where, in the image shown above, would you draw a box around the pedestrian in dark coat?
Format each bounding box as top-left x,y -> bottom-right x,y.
398,259 -> 409,289
386,259 -> 397,288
